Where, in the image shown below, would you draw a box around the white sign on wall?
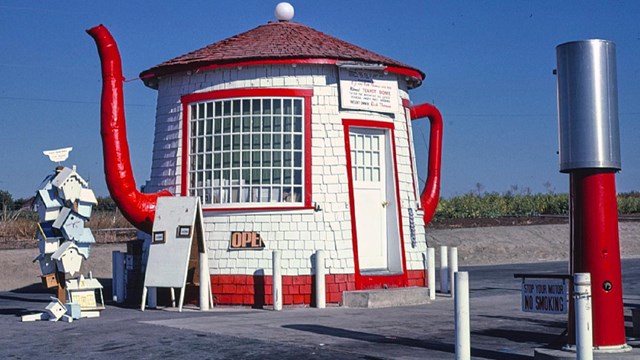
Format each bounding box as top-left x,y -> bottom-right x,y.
521,278 -> 568,314
339,68 -> 398,113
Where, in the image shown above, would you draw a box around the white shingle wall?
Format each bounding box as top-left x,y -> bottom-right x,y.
144,64 -> 428,277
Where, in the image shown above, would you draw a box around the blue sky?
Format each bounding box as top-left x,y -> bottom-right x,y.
0,1 -> 639,199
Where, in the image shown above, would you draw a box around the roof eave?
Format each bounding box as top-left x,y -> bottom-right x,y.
140,58 -> 425,89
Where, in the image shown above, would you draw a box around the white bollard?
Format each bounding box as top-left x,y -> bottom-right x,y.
440,246 -> 449,293
427,248 -> 436,300
455,271 -> 470,360
199,253 -> 210,311
574,273 -> 593,360
315,250 -> 326,308
272,251 -> 282,311
449,247 -> 459,298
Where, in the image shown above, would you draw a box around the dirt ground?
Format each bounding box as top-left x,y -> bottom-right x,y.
427,221 -> 640,266
1,221 -> 639,292
0,243 -> 126,292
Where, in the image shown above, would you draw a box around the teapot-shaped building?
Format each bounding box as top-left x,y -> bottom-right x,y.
88,8 -> 442,306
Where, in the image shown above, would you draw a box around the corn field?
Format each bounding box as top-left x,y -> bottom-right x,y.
434,191 -> 640,220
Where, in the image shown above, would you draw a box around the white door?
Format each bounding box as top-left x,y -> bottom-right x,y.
350,128 -> 388,271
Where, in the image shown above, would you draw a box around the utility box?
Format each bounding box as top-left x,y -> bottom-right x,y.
556,39 -> 621,172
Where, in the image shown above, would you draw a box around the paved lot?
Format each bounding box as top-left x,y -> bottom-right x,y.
1,259 -> 639,359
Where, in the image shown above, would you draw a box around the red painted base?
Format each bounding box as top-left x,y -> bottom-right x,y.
568,171 -> 626,347
210,270 -> 426,306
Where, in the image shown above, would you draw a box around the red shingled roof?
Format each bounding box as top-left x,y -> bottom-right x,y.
139,21 -> 424,88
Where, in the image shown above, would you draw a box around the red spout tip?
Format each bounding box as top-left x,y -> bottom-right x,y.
86,24 -> 105,36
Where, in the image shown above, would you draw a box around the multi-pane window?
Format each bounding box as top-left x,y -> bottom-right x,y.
350,131 -> 382,182
188,97 -> 305,207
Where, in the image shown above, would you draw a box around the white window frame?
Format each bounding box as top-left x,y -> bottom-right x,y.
181,89 -> 312,210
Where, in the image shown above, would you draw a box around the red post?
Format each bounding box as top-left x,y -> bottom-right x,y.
569,170 -> 626,347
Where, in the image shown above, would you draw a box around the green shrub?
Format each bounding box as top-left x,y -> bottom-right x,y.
618,192 -> 640,214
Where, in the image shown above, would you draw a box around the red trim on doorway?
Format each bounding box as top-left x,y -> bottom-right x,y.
342,119 -> 408,290
179,88 -> 313,211
342,127 -> 361,287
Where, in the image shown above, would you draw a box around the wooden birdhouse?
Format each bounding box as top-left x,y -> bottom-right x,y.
53,207 -> 95,258
77,188 -> 98,219
60,212 -> 85,240
44,297 -> 67,321
51,241 -> 85,277
36,222 -> 62,254
34,253 -> 56,275
66,274 -> 105,311
51,167 -> 88,204
36,233 -> 61,255
76,228 -> 95,258
35,188 -> 63,222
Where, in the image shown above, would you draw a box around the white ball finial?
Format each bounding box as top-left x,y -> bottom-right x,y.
275,2 -> 294,21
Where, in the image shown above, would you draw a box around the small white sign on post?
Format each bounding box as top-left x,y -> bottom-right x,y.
521,278 -> 568,314
339,68 -> 398,113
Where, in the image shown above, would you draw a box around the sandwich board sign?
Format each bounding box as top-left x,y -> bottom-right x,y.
141,197 -> 212,312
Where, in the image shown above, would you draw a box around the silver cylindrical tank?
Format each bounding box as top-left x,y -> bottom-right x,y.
556,39 -> 621,173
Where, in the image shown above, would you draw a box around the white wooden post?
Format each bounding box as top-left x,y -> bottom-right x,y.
574,273 -> 593,360
449,247 -> 459,298
272,250 -> 282,311
427,248 -> 436,300
455,271 -> 470,360
440,246 -> 449,293
315,250 -> 326,309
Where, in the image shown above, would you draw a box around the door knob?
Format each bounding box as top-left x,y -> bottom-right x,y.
382,200 -> 389,208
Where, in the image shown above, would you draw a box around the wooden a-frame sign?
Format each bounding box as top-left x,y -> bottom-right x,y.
141,197 -> 212,312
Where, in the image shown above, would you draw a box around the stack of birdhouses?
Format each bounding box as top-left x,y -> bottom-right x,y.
25,166 -> 105,321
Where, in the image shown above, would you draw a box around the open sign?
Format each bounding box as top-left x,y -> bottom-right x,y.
230,232 -> 265,249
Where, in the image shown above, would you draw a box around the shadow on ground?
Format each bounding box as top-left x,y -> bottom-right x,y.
283,324 -> 533,360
